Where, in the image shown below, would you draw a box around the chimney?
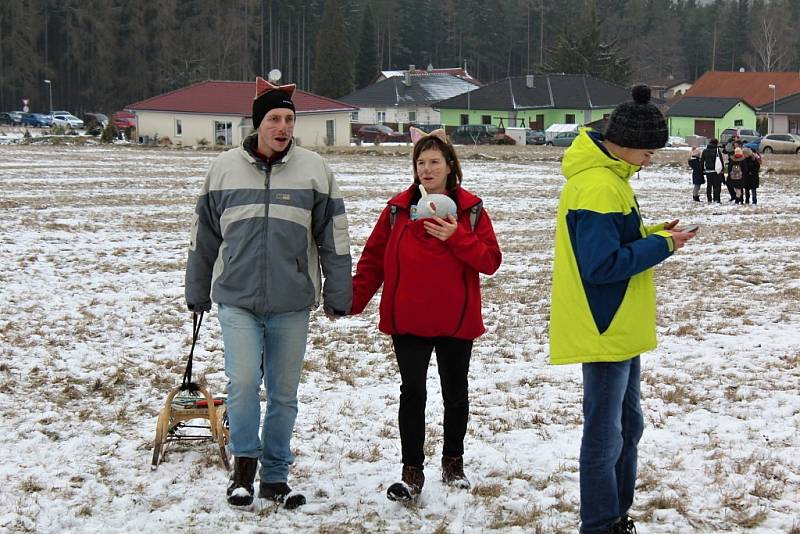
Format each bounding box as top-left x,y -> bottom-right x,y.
404,65 -> 415,87
526,74 -> 535,88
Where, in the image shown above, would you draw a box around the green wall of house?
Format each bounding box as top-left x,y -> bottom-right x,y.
439,108 -> 614,129
668,103 -> 756,138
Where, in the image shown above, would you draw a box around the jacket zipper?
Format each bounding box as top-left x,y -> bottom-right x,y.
390,224 -> 407,333
262,163 -> 271,313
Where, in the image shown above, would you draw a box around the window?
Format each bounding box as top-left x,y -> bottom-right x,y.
214,121 -> 233,145
460,114 -> 469,125
350,111 -> 359,122
376,111 -> 386,123
175,119 -> 182,137
789,118 -> 800,134
408,111 -> 416,123
734,119 -> 743,127
481,115 -> 491,125
565,114 -> 576,124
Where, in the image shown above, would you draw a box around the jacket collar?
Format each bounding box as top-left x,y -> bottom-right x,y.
241,133 -> 294,167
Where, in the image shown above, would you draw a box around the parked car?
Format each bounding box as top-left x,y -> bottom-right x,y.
665,136 -> 688,147
21,112 -> 53,128
525,129 -> 546,145
0,111 -> 23,125
450,124 -> 499,145
356,124 -> 407,143
52,113 -> 84,129
720,127 -> 761,145
112,111 -> 137,130
758,133 -> 800,154
82,112 -> 109,128
546,131 -> 578,147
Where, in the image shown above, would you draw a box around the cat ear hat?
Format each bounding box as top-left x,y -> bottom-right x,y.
409,126 -> 448,145
252,76 -> 296,128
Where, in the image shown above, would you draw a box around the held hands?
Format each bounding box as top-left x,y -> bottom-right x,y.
423,213 -> 458,241
664,219 -> 698,250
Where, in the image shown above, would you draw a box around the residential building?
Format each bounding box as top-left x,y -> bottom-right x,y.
665,97 -> 756,139
125,80 -> 357,147
339,71 -> 480,130
434,74 -> 637,131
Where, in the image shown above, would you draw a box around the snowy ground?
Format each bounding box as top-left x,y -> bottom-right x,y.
0,144 -> 798,533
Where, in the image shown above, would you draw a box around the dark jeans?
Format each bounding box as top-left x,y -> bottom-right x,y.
580,357 -> 644,534
706,173 -> 722,202
745,188 -> 757,204
392,335 -> 473,467
726,179 -> 737,200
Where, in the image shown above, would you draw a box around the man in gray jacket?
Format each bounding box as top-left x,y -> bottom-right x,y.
185,76 -> 352,508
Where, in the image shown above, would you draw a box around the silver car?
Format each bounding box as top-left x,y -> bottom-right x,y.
758,133 -> 800,154
52,113 -> 84,129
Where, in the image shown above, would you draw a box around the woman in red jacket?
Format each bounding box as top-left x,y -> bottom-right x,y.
351,127 -> 501,502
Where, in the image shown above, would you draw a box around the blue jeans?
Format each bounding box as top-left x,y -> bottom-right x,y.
580,357 -> 644,534
217,303 -> 310,483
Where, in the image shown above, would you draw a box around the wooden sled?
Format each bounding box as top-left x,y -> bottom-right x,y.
151,311 -> 230,470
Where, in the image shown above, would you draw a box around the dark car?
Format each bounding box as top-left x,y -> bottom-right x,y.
525,129 -> 546,145
83,112 -> 109,128
546,131 -> 578,147
356,124 -> 407,143
450,124 -> 499,145
1,111 -> 23,125
21,112 -> 53,128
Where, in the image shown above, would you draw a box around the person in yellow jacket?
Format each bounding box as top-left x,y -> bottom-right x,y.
549,85 -> 697,534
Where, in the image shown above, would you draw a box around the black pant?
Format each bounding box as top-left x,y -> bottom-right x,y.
745,188 -> 757,204
706,173 -> 723,202
726,179 -> 737,201
392,335 -> 473,467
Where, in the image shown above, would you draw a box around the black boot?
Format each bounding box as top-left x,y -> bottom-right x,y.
227,457 -> 258,506
387,465 -> 425,502
692,195 -> 700,202
442,455 -> 470,489
259,481 -> 306,509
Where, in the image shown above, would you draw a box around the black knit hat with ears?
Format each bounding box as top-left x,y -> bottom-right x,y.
604,85 -> 668,149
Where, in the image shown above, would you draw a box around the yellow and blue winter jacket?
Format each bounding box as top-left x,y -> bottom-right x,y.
549,129 -> 674,364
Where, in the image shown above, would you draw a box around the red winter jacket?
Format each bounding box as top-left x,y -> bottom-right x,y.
351,185 -> 501,340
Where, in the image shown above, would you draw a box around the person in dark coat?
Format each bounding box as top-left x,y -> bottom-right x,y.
701,138 -> 725,203
742,147 -> 761,204
688,147 -> 704,202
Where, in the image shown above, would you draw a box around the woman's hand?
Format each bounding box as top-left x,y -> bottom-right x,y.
423,213 -> 458,241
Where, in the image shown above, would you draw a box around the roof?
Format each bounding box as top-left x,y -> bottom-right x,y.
683,71 -> 800,107
339,74 -> 479,108
434,74 -> 633,111
665,96 -> 754,118
768,92 -> 800,114
125,80 -> 357,115
377,66 -> 479,84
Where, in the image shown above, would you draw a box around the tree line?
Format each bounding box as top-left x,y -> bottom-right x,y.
1,0 -> 799,116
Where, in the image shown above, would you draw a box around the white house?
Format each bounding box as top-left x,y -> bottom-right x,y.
125,80 -> 357,147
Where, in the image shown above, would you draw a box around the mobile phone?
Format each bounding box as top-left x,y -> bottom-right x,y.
683,224 -> 699,233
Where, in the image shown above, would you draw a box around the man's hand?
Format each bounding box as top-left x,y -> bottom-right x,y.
663,219 -> 679,230
666,227 -> 697,250
423,213 -> 458,241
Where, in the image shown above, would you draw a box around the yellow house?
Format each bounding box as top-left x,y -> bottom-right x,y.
125,80 -> 357,147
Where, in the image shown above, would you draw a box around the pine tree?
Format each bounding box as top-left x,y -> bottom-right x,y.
312,0 -> 353,98
355,3 -> 378,89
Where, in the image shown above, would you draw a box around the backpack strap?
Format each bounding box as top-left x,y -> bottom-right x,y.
389,205 -> 398,229
469,201 -> 483,231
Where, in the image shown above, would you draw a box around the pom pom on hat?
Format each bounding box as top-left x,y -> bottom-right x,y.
691,147 -> 702,158
604,84 -> 668,149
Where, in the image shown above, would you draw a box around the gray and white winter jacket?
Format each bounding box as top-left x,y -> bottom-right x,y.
185,134 -> 352,315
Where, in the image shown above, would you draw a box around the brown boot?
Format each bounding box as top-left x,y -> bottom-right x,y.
442,455 -> 470,489
226,457 -> 258,506
386,465 -> 425,501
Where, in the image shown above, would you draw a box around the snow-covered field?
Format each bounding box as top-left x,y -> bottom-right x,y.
0,145 -> 798,533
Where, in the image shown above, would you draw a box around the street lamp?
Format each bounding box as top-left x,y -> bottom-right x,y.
768,83 -> 776,133
44,79 -> 53,117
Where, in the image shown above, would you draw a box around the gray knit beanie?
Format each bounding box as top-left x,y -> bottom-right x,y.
604,85 -> 668,149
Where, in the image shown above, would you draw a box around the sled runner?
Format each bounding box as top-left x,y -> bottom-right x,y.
151,311 -> 230,470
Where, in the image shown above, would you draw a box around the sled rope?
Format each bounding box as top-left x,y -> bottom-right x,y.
180,311 -> 203,392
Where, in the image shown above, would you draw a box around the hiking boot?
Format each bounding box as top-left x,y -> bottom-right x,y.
441,455 -> 470,489
608,516 -> 637,533
386,465 -> 424,501
259,481 -> 307,509
226,457 -> 258,506
692,196 -> 700,202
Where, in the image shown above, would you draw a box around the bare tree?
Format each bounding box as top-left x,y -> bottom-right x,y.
747,11 -> 791,71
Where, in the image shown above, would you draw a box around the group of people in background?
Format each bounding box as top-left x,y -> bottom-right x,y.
689,134 -> 761,204
185,78 -> 693,534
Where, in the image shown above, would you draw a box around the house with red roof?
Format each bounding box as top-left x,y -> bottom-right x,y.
125,80 -> 357,147
682,71 -> 800,133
